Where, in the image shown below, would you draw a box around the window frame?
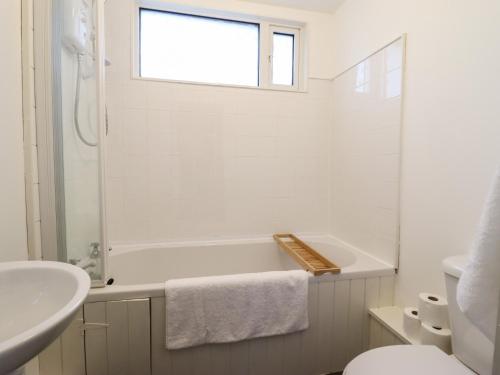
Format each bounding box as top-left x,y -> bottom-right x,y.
132,1 -> 306,92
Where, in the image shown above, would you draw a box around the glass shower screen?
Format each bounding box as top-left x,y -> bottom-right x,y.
51,0 -> 108,285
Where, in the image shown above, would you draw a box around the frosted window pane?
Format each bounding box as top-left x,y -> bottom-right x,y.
140,9 -> 259,87
272,33 -> 294,86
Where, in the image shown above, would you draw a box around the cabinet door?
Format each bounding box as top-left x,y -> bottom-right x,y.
38,308 -> 85,375
84,299 -> 151,375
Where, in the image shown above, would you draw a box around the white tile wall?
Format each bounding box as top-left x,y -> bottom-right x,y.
105,0 -> 331,244
106,79 -> 331,243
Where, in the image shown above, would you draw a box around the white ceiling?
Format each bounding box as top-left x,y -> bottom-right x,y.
241,0 -> 346,14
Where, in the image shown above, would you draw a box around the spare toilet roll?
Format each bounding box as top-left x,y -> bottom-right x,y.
418,293 -> 449,329
402,307 -> 421,341
420,323 -> 452,354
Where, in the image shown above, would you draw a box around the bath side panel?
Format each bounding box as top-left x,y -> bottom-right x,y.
150,275 -> 392,375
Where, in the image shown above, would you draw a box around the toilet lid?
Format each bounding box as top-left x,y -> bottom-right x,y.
344,345 -> 476,375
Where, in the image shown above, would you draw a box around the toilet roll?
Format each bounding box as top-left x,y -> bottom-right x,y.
420,323 -> 452,354
418,293 -> 449,329
402,307 -> 421,341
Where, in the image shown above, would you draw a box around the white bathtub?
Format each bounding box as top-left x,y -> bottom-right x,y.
83,236 -> 395,375
89,235 -> 393,301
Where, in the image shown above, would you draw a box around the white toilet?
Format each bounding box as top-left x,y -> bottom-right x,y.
344,256 -> 494,375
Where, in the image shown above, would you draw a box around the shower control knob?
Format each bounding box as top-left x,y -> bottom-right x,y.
89,242 -> 100,258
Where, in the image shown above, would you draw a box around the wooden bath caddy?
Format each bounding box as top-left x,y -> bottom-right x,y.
273,234 -> 341,276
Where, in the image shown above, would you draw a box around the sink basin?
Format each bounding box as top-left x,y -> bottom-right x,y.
0,261 -> 90,374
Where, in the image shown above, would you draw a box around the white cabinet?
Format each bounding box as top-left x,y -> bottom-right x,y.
38,299 -> 151,375
84,299 -> 151,375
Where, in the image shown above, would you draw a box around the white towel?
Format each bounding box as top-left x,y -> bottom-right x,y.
165,270 -> 309,350
457,166 -> 500,342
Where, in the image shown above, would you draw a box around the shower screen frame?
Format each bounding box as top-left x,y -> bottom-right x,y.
33,0 -> 109,287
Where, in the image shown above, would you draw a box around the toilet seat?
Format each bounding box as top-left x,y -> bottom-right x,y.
343,345 -> 476,375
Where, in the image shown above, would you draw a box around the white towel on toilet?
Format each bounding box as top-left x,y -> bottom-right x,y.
457,166 -> 500,342
165,270 -> 309,350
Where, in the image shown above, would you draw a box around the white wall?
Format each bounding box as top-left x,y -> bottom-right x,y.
330,0 -> 500,306
105,0 -> 331,244
0,0 -> 28,261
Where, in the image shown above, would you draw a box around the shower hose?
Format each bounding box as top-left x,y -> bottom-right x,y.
74,53 -> 98,147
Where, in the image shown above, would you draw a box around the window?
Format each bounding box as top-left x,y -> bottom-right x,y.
272,33 -> 295,86
140,9 -> 259,86
271,29 -> 298,87
137,6 -> 303,90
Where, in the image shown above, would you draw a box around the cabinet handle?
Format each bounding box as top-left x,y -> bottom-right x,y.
80,322 -> 110,335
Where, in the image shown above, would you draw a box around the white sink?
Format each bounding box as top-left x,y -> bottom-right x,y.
0,261 -> 90,374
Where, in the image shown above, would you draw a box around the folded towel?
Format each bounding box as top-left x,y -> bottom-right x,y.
457,166 -> 500,342
165,270 -> 309,350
